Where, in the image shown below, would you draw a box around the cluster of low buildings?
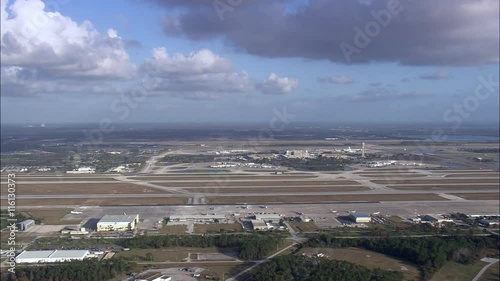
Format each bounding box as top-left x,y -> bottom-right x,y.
66,166 -> 95,174
169,214 -> 226,223
366,160 -> 424,168
250,213 -> 283,231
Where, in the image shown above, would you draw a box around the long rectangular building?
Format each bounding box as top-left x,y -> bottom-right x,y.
16,250 -> 90,264
169,214 -> 226,223
97,214 -> 139,232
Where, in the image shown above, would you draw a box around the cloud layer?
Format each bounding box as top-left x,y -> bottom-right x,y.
157,0 -> 499,66
141,48 -> 253,99
317,75 -> 353,84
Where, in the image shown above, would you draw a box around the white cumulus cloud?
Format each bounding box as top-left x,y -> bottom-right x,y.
257,73 -> 299,95
317,75 -> 354,84
141,48 -> 252,98
1,0 -> 136,96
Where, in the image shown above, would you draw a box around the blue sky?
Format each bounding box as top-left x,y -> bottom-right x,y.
1,0 -> 498,125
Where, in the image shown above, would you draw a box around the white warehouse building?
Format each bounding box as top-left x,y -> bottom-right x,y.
16,250 -> 90,264
97,214 -> 140,232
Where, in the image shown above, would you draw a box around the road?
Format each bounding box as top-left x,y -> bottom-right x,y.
225,242 -> 298,281
471,258 -> 499,281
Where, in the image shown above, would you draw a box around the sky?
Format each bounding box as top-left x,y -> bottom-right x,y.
0,0 -> 499,125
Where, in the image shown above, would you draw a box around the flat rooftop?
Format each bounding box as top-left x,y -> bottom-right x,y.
16,250 -> 89,259
350,213 -> 370,218
99,214 -> 139,223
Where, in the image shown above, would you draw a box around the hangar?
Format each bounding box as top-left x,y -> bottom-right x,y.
97,214 -> 140,232
349,213 -> 372,223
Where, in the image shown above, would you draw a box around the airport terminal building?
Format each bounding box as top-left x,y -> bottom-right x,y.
97,214 -> 140,232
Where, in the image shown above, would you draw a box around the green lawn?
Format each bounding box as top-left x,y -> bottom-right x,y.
431,261 -> 489,281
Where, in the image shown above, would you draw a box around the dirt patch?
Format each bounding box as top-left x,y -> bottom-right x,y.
357,173 -> 426,178
444,173 -> 499,178
159,225 -> 188,234
1,197 -> 188,206
1,177 -> 117,182
298,247 -> 420,281
155,180 -> 360,187
184,186 -> 368,193
372,179 -> 499,185
450,193 -> 500,200
132,175 -> 317,181
390,185 -> 498,190
194,223 -> 243,233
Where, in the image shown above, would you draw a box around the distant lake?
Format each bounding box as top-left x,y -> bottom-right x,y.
400,135 -> 499,141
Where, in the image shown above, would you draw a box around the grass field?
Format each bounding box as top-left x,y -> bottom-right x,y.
115,247 -> 237,262
0,183 -> 166,195
159,225 -> 187,234
156,180 -> 361,187
357,173 -> 427,178
391,185 -> 499,190
206,193 -> 447,204
430,170 -> 496,173
430,261 -> 489,281
372,179 -> 499,185
289,222 -> 319,232
451,193 -> 500,200
199,263 -> 254,281
132,175 -> 318,181
1,197 -> 189,207
184,185 -> 368,193
444,173 -> 500,178
479,261 -> 500,281
19,208 -> 76,225
1,177 -> 117,182
193,223 -> 243,233
298,247 -> 420,281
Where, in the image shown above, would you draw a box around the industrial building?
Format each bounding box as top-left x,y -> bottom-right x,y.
349,213 -> 372,223
169,214 -> 226,223
16,250 -> 90,264
253,213 -> 282,222
479,219 -> 500,227
97,214 -> 139,232
17,219 -> 35,231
